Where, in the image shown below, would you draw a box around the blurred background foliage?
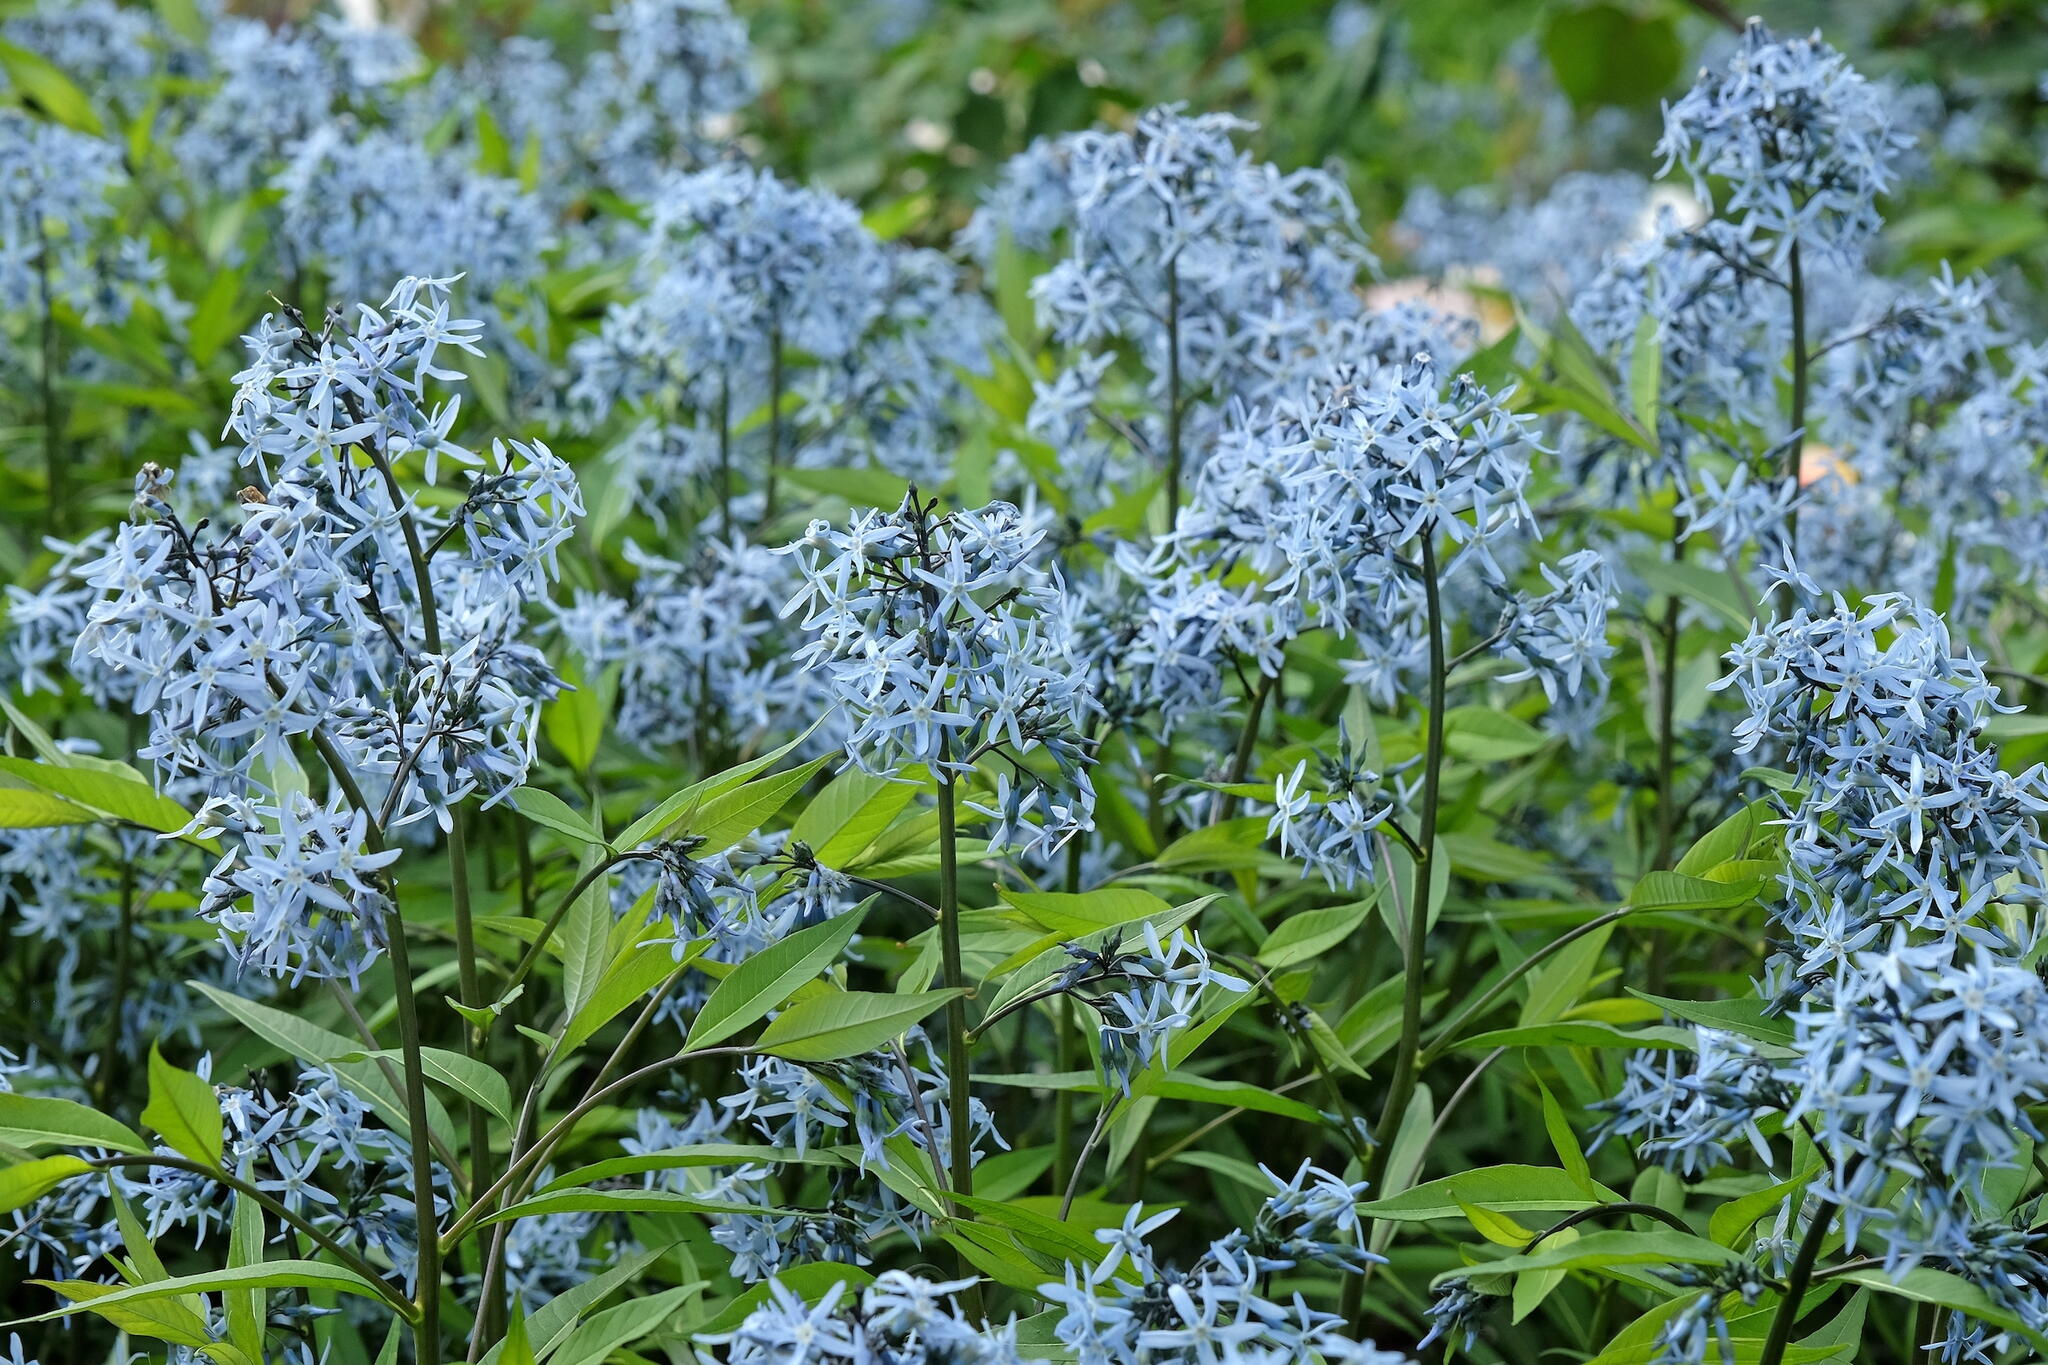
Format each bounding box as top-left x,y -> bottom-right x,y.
289,0 -> 2048,293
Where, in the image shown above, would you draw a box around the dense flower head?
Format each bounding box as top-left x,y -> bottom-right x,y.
275,127 -> 554,304
1658,21 -> 1916,264
1053,922 -> 1249,1091
963,104 -> 1383,506
708,1271 -> 1022,1363
0,109 -> 146,324
71,276 -> 577,980
780,492 -> 1098,858
1041,1175 -> 1410,1365
1717,590 -> 2048,982
568,165 -> 994,518
1607,587 -> 2048,1345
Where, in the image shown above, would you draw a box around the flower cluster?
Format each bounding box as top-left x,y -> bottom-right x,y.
781,493 -> 1098,858
708,1271 -> 1022,1364
72,276 -> 578,981
1042,1165 -> 1410,1365
1658,22 -> 1915,266
1605,590 -> 2048,1352
965,104 -> 1382,507
1051,924 -> 1249,1091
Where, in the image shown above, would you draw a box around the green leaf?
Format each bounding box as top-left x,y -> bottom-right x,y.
1674,798 -> 1778,879
1459,1199 -> 1537,1247
0,757 -> 196,835
561,936 -> 705,1054
0,39 -> 102,133
0,786 -> 95,829
1438,1229 -> 1735,1282
1453,1021 -> 1694,1051
478,1188 -> 776,1227
1536,1078 -> 1593,1191
790,765 -> 921,868
686,755 -> 832,851
0,1155 -> 90,1215
1152,818 -> 1269,873
1625,869 -> 1766,913
0,1094 -> 149,1155
1150,1075 -> 1326,1125
142,1044 -> 223,1168
611,727 -> 820,851
1627,312 -> 1662,435
476,1244 -> 679,1365
557,844 -> 611,1020
1518,926 -> 1612,1026
224,1192 -> 266,1361
547,1284 -> 702,1365
500,1301 -> 534,1365
1710,1164 -> 1818,1248
1258,893 -> 1375,969
29,1280 -> 213,1348
509,787 -> 607,848
1835,1267 -> 2048,1352
780,465 -> 914,511
187,982 -> 460,1157
22,1261 -> 388,1324
541,1143 -> 848,1192
541,664 -> 614,773
752,988 -> 969,1063
688,904 -> 869,1050
1443,707 -> 1549,762
185,266 -> 246,368
152,0 -> 209,44
1358,1165 -> 1621,1222
337,1047 -> 514,1128
1630,991 -> 1797,1050
998,886 -> 1175,937
1627,552 -> 1752,632
1540,4 -> 1681,109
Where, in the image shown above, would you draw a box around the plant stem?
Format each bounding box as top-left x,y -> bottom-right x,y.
36,228 -> 62,536
1364,535 -> 1447,1193
718,368 -> 734,540
1653,516 -> 1687,871
446,810 -> 500,1341
380,877 -> 441,1364
303,724 -> 439,1365
1053,839 -> 1083,1194
1164,262 -> 1183,518
1759,1196 -> 1833,1365
763,321 -> 785,522
96,853 -> 134,1106
1213,669 -> 1277,825
936,765 -> 985,1316
1783,241 -> 1808,567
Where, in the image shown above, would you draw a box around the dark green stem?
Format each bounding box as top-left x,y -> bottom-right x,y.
37,228 -> 62,535
1165,262 -> 1183,518
1782,241 -> 1807,567
718,368 -> 734,540
1759,1197 -> 1833,1365
936,767 -> 985,1315
1364,535 -> 1447,1191
763,323 -> 784,522
1213,668 -> 1277,825
447,811 -> 500,1343
1053,839 -> 1082,1194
